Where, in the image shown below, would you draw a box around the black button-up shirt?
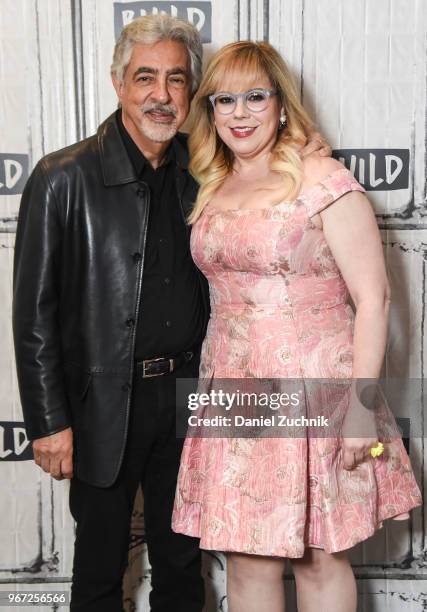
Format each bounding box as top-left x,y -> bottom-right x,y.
117,110 -> 206,360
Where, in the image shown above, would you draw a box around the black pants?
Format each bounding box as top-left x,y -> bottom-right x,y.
69,359 -> 204,611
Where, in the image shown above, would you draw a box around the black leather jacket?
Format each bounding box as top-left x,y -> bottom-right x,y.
12,112 -> 209,487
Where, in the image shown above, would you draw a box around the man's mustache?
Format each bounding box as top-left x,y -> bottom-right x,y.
142,104 -> 177,117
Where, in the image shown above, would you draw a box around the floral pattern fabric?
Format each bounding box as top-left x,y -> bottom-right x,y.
172,168 -> 422,557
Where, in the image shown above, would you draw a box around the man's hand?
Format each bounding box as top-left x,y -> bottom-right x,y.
300,131 -> 332,159
32,427 -> 73,480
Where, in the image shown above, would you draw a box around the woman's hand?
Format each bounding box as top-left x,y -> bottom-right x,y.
341,390 -> 378,470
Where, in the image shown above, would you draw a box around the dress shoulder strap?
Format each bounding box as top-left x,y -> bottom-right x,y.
299,168 -> 366,218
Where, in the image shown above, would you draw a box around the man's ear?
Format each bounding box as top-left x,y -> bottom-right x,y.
111,73 -> 124,100
189,86 -> 197,103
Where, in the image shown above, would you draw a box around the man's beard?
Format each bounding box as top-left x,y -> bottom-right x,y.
138,103 -> 178,143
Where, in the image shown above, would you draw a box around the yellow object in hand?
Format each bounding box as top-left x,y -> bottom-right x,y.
370,442 -> 384,458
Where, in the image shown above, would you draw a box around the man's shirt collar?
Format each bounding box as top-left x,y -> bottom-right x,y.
116,109 -> 174,177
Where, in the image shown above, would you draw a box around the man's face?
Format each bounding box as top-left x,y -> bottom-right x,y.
112,39 -> 192,144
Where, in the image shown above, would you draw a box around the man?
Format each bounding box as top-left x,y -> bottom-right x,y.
12,14 -> 330,612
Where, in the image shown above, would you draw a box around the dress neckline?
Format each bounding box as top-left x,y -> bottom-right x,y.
204,167 -> 351,215
205,199 -> 291,214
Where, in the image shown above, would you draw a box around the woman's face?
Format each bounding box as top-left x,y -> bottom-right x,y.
211,73 -> 282,161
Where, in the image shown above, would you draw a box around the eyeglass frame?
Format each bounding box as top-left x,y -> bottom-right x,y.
208,88 -> 277,115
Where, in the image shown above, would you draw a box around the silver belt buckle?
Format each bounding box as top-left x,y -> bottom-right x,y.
142,357 -> 174,378
143,357 -> 164,378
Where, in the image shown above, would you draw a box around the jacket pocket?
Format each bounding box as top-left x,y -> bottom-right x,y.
64,362 -> 92,401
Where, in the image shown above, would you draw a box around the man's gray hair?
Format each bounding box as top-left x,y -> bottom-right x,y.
111,15 -> 203,94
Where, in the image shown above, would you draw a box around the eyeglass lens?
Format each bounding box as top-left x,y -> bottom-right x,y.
214,90 -> 269,114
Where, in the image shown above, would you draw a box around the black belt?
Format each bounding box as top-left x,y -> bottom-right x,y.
135,350 -> 194,378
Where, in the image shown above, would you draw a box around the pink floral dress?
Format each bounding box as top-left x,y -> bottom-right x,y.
172,168 -> 422,557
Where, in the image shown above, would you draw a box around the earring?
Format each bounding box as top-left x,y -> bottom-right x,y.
279,113 -> 287,130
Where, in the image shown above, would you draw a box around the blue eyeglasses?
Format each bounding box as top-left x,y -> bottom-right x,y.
208,88 -> 277,115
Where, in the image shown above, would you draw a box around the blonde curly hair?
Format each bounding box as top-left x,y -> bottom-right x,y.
188,40 -> 314,224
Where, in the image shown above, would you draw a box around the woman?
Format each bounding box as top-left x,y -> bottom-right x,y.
172,41 -> 421,612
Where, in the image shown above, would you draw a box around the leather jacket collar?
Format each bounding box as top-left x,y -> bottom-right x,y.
97,112 -> 189,187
